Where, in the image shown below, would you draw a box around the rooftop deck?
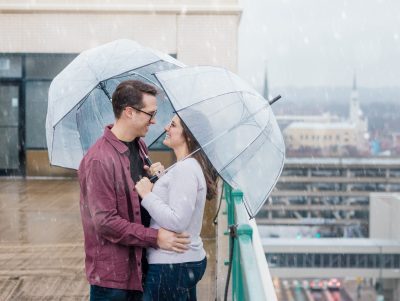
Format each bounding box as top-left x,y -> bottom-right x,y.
0,179 -> 219,300
0,179 -> 273,300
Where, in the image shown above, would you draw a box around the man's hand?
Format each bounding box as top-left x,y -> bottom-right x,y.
135,177 -> 153,199
144,162 -> 165,177
157,228 -> 190,253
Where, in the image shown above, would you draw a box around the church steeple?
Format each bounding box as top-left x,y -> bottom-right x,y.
263,65 -> 270,100
350,72 -> 361,122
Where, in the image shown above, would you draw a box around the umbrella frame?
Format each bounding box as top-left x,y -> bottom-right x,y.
153,71 -> 285,218
49,64 -> 172,168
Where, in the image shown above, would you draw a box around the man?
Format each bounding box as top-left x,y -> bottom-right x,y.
78,80 -> 189,301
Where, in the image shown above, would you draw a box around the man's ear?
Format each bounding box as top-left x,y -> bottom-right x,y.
122,107 -> 132,119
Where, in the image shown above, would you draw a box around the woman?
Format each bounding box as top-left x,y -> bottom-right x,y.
135,114 -> 218,301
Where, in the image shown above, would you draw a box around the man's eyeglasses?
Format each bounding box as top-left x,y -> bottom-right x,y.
127,106 -> 157,122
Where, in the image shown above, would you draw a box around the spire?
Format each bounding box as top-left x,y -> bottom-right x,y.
353,72 -> 357,91
350,71 -> 360,122
263,64 -> 269,100
351,71 -> 359,100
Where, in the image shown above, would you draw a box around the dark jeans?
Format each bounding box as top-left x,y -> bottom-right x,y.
90,285 -> 143,301
143,257 -> 207,301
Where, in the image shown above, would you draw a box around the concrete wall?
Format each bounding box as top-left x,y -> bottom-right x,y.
370,193 -> 400,240
0,0 -> 240,71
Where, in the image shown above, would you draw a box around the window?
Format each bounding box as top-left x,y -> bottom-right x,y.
23,54 -> 77,149
0,55 -> 22,78
25,81 -> 51,148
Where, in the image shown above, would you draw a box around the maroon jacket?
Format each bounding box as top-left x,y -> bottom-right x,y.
78,125 -> 158,291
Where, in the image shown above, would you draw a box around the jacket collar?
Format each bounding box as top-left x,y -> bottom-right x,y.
103,125 -> 147,158
104,124 -> 129,154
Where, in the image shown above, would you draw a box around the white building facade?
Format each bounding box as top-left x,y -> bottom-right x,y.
283,76 -> 369,155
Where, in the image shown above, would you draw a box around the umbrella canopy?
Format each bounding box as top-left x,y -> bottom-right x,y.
154,66 -> 285,217
46,39 -> 184,169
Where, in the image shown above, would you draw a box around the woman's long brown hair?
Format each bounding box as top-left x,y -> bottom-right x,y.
180,119 -> 218,200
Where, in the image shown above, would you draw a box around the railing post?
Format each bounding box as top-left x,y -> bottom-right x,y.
222,182 -> 277,301
231,189 -> 241,301
231,190 -> 252,301
236,224 -> 253,301
225,183 -> 234,225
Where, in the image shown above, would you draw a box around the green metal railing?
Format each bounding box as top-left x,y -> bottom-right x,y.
224,182 -> 277,301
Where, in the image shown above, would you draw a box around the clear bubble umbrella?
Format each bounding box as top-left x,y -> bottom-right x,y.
154,66 -> 285,217
46,39 -> 184,169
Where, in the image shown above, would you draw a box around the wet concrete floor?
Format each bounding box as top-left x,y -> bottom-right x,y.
0,179 -> 215,300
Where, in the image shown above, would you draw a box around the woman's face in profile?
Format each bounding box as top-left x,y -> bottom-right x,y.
163,115 -> 187,149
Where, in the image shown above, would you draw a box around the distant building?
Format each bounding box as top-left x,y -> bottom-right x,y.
284,122 -> 358,150
282,75 -> 369,155
259,157 -> 400,237
393,133 -> 400,154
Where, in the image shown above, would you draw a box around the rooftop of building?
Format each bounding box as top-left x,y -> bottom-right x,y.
285,121 -> 357,130
285,157 -> 400,166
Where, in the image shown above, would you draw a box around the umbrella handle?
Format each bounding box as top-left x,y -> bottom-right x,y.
143,155 -> 153,166
268,95 -> 281,105
143,154 -> 159,183
149,174 -> 159,183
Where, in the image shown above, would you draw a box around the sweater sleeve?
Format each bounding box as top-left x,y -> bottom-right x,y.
141,160 -> 199,233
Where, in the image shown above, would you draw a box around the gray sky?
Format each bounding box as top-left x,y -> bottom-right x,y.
238,0 -> 400,90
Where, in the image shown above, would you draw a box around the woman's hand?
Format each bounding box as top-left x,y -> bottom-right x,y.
144,162 -> 165,177
135,177 -> 154,198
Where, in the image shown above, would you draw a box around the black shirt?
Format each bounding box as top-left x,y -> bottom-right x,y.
123,138 -> 152,278
123,138 -> 151,227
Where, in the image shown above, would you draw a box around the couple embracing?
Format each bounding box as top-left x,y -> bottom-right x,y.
78,80 -> 218,301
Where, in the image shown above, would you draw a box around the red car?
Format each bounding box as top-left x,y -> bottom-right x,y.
327,278 -> 341,291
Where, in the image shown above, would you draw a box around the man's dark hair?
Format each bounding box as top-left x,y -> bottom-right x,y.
112,80 -> 157,118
